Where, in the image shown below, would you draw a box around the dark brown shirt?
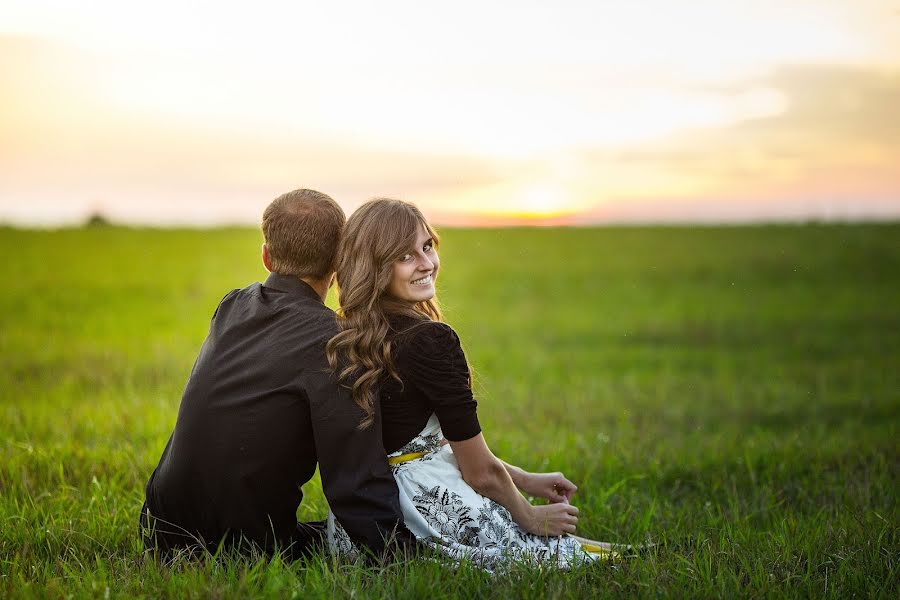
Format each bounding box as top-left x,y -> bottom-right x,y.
143,274 -> 412,558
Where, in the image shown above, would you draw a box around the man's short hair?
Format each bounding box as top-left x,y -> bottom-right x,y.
261,189 -> 346,279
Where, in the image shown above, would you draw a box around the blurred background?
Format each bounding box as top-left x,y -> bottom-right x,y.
2,0 -> 898,226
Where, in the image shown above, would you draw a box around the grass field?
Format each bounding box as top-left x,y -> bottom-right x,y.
1,224 -> 897,598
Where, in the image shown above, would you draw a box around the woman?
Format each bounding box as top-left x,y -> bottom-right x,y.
325,199 -> 617,569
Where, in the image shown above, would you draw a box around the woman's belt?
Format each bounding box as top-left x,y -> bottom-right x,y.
387,451 -> 428,465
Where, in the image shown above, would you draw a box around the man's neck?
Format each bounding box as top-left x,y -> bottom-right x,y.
298,276 -> 330,303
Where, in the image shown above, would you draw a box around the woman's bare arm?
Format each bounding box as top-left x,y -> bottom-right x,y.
501,461 -> 578,503
449,433 -> 579,536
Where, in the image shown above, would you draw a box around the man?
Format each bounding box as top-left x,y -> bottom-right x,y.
141,188 -> 413,560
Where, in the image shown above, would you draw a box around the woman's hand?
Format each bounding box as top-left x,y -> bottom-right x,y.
452,435 -> 581,536
522,502 -> 580,536
518,472 -> 578,503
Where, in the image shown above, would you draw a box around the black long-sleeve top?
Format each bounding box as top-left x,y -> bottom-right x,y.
380,315 -> 482,453
143,273 -> 412,558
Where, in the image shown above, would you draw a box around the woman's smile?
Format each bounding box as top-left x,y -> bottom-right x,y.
387,223 -> 440,303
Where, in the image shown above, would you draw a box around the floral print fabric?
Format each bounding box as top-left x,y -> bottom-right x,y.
326,414 -> 596,571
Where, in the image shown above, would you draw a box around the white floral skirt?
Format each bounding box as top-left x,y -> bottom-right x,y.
327,414 -> 611,570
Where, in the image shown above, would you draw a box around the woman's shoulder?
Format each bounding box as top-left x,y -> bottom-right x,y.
392,318 -> 470,384
391,317 -> 462,354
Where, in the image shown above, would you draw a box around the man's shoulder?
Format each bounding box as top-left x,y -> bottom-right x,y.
278,292 -> 338,328
228,281 -> 334,314
215,283 -> 260,306
213,282 -> 338,336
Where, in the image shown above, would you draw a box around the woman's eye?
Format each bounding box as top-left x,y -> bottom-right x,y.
423,243 -> 433,253
400,254 -> 413,262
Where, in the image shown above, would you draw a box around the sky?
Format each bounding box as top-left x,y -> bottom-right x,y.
1,0 -> 899,226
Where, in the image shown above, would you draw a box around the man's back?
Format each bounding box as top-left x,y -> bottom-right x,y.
144,273 -> 405,557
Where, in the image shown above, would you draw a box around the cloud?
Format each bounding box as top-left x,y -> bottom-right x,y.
576,64 -> 900,211
749,64 -> 900,142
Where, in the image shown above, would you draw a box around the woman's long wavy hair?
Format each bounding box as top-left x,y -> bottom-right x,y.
326,199 -> 442,428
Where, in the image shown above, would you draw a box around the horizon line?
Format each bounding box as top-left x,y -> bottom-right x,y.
2,197 -> 900,229
3,215 -> 900,231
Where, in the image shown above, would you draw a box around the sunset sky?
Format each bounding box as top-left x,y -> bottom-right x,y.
1,0 -> 899,225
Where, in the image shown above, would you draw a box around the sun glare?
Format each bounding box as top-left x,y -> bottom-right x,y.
516,183 -> 571,217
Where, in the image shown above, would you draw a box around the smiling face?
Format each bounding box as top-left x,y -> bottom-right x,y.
386,222 -> 440,304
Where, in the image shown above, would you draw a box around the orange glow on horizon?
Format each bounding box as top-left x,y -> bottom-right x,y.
0,2 -> 899,225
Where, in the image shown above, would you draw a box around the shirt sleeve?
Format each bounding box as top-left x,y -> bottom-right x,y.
399,322 -> 481,442
303,352 -> 419,556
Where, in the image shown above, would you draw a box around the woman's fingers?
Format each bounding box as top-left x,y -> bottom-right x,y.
554,474 -> 578,493
551,521 -> 577,535
530,503 -> 584,536
551,506 -> 579,535
548,491 -> 568,503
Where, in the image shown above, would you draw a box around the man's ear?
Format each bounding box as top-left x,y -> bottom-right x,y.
261,243 -> 273,272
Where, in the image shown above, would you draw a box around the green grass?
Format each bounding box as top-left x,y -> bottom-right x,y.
1,223 -> 897,598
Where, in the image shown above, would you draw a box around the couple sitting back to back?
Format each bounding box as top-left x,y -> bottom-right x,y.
143,189 -> 613,568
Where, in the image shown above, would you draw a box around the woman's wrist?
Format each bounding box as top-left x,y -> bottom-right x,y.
520,503 -> 538,531
474,463 -> 537,531
502,462 -> 530,490
507,492 -> 541,532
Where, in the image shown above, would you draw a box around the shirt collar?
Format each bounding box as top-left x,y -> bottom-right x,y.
263,272 -> 323,303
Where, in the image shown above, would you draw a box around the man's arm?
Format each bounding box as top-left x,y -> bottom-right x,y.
304,366 -> 418,557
